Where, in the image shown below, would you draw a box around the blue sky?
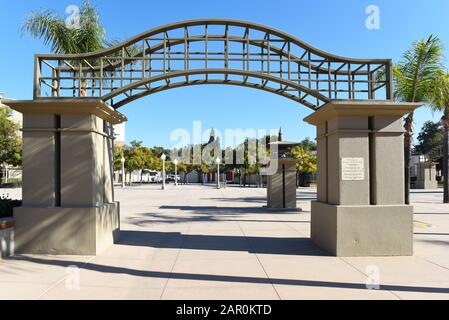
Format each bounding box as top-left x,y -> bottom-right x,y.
1,0 -> 448,148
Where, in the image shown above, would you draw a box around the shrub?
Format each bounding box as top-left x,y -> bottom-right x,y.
0,195 -> 21,218
0,178 -> 22,188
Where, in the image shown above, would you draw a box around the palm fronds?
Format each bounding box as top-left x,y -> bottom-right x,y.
21,0 -> 107,54
429,71 -> 449,119
394,35 -> 444,103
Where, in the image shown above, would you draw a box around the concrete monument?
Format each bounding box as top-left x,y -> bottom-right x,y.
304,101 -> 420,256
266,128 -> 299,210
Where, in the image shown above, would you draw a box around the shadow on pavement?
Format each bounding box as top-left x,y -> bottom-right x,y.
9,254 -> 449,295
205,191 -> 317,203
119,230 -> 325,256
127,212 -> 310,225
158,205 -> 302,214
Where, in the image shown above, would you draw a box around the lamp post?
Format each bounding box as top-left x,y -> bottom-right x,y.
215,157 -> 221,189
173,158 -> 178,186
120,156 -> 125,188
161,153 -> 166,190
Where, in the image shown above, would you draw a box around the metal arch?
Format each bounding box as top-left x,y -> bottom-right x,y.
34,18 -> 391,66
34,18 -> 393,109
112,79 -> 319,110
102,69 -> 320,110
101,69 -> 330,110
41,36 -> 377,76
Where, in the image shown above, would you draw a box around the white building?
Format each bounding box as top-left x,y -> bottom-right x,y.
0,93 -> 22,128
113,122 -> 125,147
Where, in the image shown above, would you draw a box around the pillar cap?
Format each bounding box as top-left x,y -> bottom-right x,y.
1,98 -> 127,125
304,100 -> 422,126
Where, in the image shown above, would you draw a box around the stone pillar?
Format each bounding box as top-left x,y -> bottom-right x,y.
415,162 -> 438,189
3,99 -> 126,255
267,159 -> 297,209
304,101 -> 421,257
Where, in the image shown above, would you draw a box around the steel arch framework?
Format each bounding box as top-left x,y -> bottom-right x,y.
34,19 -> 392,110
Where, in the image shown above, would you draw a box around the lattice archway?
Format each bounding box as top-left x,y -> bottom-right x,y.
35,19 -> 392,110
5,18 -> 420,258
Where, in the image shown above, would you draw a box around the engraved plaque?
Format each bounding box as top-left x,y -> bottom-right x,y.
341,157 -> 365,181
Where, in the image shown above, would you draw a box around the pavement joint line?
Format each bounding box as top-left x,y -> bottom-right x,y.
227,190 -> 282,300
338,257 -> 402,300
158,218 -> 192,300
116,185 -> 188,299
414,255 -> 449,273
283,213 -> 308,235
36,255 -> 97,300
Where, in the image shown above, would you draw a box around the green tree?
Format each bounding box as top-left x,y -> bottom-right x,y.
176,161 -> 188,175
198,163 -> 210,184
113,145 -> 124,171
393,35 -> 444,204
414,121 -> 443,155
22,0 -> 107,55
123,140 -> 146,184
298,137 -> 317,151
292,146 -> 317,187
430,71 -> 449,203
0,106 -> 22,183
238,137 -> 267,187
21,0 -> 138,97
292,146 -> 317,174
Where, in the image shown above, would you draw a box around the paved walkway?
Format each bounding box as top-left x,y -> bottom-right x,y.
1,185 -> 449,299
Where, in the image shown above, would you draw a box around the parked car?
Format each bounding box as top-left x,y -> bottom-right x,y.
147,170 -> 160,183
166,173 -> 180,183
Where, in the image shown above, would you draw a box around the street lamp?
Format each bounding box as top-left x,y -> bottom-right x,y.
215,157 -> 221,189
161,153 -> 166,190
173,158 -> 178,186
120,156 -> 125,188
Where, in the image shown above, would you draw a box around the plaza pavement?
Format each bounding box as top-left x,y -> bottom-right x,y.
1,184 -> 449,300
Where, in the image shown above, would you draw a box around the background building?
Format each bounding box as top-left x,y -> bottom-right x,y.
0,92 -> 23,182
113,122 -> 125,147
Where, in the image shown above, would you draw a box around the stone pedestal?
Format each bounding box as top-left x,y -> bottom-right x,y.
267,159 -> 297,209
304,101 -> 421,257
415,162 -> 438,189
3,99 -> 126,255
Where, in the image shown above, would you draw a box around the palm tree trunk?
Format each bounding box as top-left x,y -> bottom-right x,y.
2,163 -> 6,184
404,113 -> 414,205
443,112 -> 449,203
81,79 -> 88,97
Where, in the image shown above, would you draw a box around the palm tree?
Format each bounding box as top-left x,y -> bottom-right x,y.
393,35 -> 444,204
22,0 -> 108,97
430,71 -> 449,203
22,0 -> 106,55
